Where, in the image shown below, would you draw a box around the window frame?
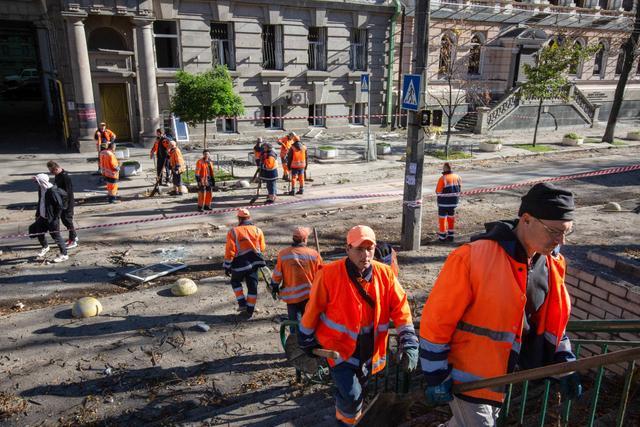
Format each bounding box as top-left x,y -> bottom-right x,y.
593,41 -> 607,79
467,34 -> 483,76
308,104 -> 326,127
262,24 -> 284,70
308,27 -> 327,71
216,117 -> 237,134
263,105 -> 283,129
153,20 -> 181,70
349,103 -> 366,126
438,32 -> 457,78
350,28 -> 368,72
210,22 -> 236,70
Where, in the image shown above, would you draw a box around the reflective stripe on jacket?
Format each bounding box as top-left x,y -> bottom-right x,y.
169,148 -> 186,173
195,158 -> 214,180
272,245 -> 323,304
223,223 -> 266,273
419,239 -> 571,405
288,145 -> 307,170
300,258 -> 414,374
260,151 -> 278,181
436,172 -> 462,208
99,150 -> 119,180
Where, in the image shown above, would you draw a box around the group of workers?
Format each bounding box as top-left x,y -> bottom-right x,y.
221,182 -> 580,427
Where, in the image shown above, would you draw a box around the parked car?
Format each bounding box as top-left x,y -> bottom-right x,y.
4,68 -> 39,87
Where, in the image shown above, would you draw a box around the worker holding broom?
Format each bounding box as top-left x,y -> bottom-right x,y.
419,183 -> 581,426
298,225 -> 418,426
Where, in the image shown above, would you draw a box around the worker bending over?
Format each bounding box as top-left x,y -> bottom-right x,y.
299,225 -> 418,426
420,183 -> 581,426
223,209 -> 267,318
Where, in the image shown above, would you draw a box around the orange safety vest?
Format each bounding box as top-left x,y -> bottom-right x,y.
300,258 -> 414,374
195,158 -> 214,180
278,136 -> 292,158
289,145 -> 307,170
419,240 -> 571,404
223,222 -> 266,273
95,129 -> 116,148
272,245 -> 323,304
260,150 -> 278,180
99,149 -> 119,180
169,147 -> 186,173
436,172 -> 462,208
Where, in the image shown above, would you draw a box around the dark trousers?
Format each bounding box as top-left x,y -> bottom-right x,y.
60,209 -> 76,241
157,154 -> 170,183
286,300 -> 308,333
172,171 -> 182,188
330,362 -> 371,426
230,270 -> 259,314
35,217 -> 67,255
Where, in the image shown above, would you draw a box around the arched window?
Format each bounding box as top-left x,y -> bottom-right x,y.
468,34 -> 482,75
593,42 -> 606,77
568,39 -> 584,77
88,27 -> 127,51
439,33 -> 455,76
615,45 -> 626,75
622,0 -> 634,11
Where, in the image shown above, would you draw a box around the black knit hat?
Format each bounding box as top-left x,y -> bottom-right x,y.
518,183 -> 575,220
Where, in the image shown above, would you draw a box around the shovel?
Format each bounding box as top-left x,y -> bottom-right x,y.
249,180 -> 262,205
284,334 -> 340,374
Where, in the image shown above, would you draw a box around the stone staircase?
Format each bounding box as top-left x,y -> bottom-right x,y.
454,101 -> 499,132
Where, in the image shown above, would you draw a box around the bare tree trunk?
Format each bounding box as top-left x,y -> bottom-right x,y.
603,1 -> 640,143
204,120 -> 208,149
446,123 -> 451,158
532,99 -> 543,147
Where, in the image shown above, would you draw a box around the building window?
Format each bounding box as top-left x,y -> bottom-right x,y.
308,27 -> 327,71
615,47 -> 625,76
308,104 -> 326,127
350,29 -> 368,71
262,25 -> 284,70
263,105 -> 283,129
623,0 -> 634,11
593,43 -> 606,77
599,0 -> 608,9
211,22 -> 235,70
216,117 -> 236,133
349,103 -> 366,125
88,27 -> 127,51
153,21 -> 180,69
439,34 -> 455,76
568,40 -> 584,77
468,35 -> 482,75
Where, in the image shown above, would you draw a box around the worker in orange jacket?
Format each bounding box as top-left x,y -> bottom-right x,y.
99,142 -> 120,203
150,129 -> 171,186
277,131 -> 298,181
435,162 -> 462,242
168,140 -> 186,195
298,225 -> 418,426
223,209 -> 266,318
94,122 -> 116,173
259,143 -> 279,204
268,227 -> 323,327
286,140 -> 307,195
420,183 -> 581,426
195,149 -> 215,211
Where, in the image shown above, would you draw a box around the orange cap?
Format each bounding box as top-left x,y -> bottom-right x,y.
237,208 -> 251,219
347,225 -> 376,247
293,226 -> 311,240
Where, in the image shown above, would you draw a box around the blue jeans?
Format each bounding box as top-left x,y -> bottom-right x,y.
330,362 -> 370,426
265,179 -> 277,196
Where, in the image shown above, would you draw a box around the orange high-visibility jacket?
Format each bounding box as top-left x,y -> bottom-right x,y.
99,149 -> 119,180
435,172 -> 462,208
278,136 -> 292,158
223,223 -> 266,273
260,150 -> 278,181
195,158 -> 214,182
150,137 -> 170,157
287,145 -> 307,170
300,258 -> 414,374
419,240 -> 571,404
94,129 -> 116,148
169,147 -> 186,173
271,245 -> 323,304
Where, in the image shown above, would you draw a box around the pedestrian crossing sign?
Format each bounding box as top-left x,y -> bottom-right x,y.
401,74 -> 421,111
361,73 -> 370,93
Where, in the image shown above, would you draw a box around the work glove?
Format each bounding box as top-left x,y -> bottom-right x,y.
298,329 -> 320,357
425,376 -> 454,405
556,372 -> 583,400
224,268 -> 231,277
398,347 -> 419,373
267,281 -> 279,300
150,153 -> 155,160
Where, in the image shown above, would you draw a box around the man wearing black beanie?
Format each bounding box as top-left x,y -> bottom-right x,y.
418,182 -> 581,426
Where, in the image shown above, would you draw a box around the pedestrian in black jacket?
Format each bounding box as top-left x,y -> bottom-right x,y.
47,161 -> 77,248
31,173 -> 68,262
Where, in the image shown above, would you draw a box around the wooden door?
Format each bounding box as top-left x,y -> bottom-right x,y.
99,83 -> 131,140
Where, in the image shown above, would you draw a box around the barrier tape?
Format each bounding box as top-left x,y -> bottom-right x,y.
3,163 -> 639,241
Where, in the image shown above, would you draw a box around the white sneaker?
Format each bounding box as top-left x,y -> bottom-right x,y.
37,246 -> 50,258
66,238 -> 78,249
53,254 -> 69,263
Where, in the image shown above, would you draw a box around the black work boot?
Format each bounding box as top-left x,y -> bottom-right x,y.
289,189 -> 295,196
296,187 -> 304,195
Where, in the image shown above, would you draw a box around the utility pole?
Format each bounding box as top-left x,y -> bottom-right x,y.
400,0 -> 429,250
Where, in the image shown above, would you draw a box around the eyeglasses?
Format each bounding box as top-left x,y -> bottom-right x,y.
533,217 -> 574,239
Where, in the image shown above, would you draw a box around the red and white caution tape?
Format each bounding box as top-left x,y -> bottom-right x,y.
2,163 -> 638,240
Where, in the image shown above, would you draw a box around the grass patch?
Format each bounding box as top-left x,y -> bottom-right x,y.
181,169 -> 234,185
513,144 -> 555,153
585,137 -> 604,143
431,150 -> 472,160
610,139 -> 626,146
318,145 -> 336,150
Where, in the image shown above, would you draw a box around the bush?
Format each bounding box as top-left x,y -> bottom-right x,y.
318,145 -> 336,150
483,139 -> 502,145
564,132 -> 582,140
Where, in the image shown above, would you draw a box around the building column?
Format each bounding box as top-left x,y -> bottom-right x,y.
35,24 -> 55,125
133,18 -> 161,147
63,13 -> 97,153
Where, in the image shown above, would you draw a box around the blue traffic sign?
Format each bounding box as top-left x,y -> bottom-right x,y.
360,73 -> 370,93
401,74 -> 421,111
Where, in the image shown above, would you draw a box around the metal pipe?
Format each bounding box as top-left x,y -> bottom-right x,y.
385,0 -> 402,127
395,5 -> 406,129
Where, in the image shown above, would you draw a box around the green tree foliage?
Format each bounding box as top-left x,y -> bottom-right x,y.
520,38 -> 595,146
170,66 -> 244,148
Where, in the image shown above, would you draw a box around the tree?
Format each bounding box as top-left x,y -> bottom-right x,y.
520,38 -> 594,146
603,0 -> 640,143
170,66 -> 244,148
